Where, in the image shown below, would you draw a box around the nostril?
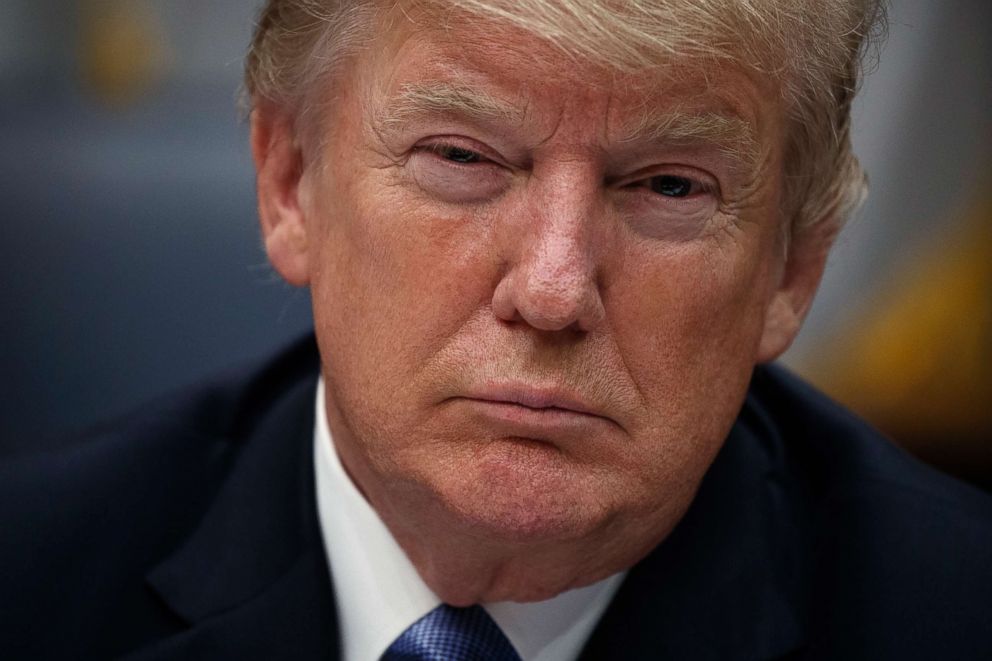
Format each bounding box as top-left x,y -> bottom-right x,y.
491,275 -> 522,323
526,309 -> 584,332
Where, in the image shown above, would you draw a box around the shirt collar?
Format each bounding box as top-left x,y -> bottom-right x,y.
313,378 -> 624,661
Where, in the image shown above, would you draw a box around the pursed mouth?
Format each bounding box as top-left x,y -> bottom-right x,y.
466,397 -> 600,417
448,391 -> 622,431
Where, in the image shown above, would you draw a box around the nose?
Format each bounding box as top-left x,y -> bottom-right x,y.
491,195 -> 606,333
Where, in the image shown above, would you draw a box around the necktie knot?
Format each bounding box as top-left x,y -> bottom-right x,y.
381,604 -> 522,661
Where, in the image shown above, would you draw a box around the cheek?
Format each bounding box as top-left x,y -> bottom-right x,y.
592,240 -> 776,514
308,177 -> 498,399
611,234 -> 775,429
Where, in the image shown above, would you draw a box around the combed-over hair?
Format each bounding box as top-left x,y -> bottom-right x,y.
245,0 -> 886,236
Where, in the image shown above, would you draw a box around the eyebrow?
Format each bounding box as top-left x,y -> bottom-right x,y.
374,82 -> 524,130
373,82 -> 761,169
617,105 -> 761,170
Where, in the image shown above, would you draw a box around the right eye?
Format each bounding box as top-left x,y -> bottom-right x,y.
409,138 -> 509,204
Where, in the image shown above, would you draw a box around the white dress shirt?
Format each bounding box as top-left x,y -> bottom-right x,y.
313,379 -> 625,661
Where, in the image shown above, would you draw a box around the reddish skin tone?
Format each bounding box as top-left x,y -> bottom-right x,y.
252,14 -> 833,605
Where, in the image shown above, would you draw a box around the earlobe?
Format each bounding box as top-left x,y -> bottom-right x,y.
251,103 -> 311,287
756,292 -> 805,363
756,222 -> 836,363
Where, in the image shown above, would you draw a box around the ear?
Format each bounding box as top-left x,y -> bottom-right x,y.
756,220 -> 838,363
251,102 -> 311,286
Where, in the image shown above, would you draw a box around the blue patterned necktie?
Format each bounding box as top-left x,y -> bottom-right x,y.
380,604 -> 522,661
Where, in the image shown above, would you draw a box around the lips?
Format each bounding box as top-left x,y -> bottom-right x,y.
472,386 -> 595,414
450,383 -> 619,431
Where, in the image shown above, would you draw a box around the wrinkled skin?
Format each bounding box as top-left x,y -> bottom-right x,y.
252,10 -> 831,605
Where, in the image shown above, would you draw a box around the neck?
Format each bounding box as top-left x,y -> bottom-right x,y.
359,472 -> 669,605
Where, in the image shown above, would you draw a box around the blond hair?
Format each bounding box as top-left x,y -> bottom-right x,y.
245,0 -> 886,236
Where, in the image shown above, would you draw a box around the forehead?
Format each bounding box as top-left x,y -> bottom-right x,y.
354,7 -> 782,148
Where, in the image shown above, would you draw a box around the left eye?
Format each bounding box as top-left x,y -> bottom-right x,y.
648,175 -> 695,197
430,144 -> 484,164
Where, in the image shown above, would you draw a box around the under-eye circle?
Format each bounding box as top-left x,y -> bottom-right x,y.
616,167 -> 720,241
409,139 -> 509,204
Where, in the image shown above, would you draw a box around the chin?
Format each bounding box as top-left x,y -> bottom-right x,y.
429,440 -> 616,544
449,495 -> 589,543
380,436 -> 683,606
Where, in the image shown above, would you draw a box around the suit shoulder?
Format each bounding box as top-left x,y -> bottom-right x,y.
745,364 -> 991,515
742,365 -> 992,656
0,335 -> 320,647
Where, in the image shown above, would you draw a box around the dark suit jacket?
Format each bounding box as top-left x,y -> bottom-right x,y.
2,335 -> 990,660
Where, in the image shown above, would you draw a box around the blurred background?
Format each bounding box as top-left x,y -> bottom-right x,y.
0,1 -> 989,489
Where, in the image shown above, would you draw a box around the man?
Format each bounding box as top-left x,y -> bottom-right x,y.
2,1 -> 990,659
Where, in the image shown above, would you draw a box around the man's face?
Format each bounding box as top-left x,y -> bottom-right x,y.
258,11 -> 812,602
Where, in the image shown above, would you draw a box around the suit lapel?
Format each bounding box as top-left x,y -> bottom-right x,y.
128,366 -> 340,661
580,390 -> 810,660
